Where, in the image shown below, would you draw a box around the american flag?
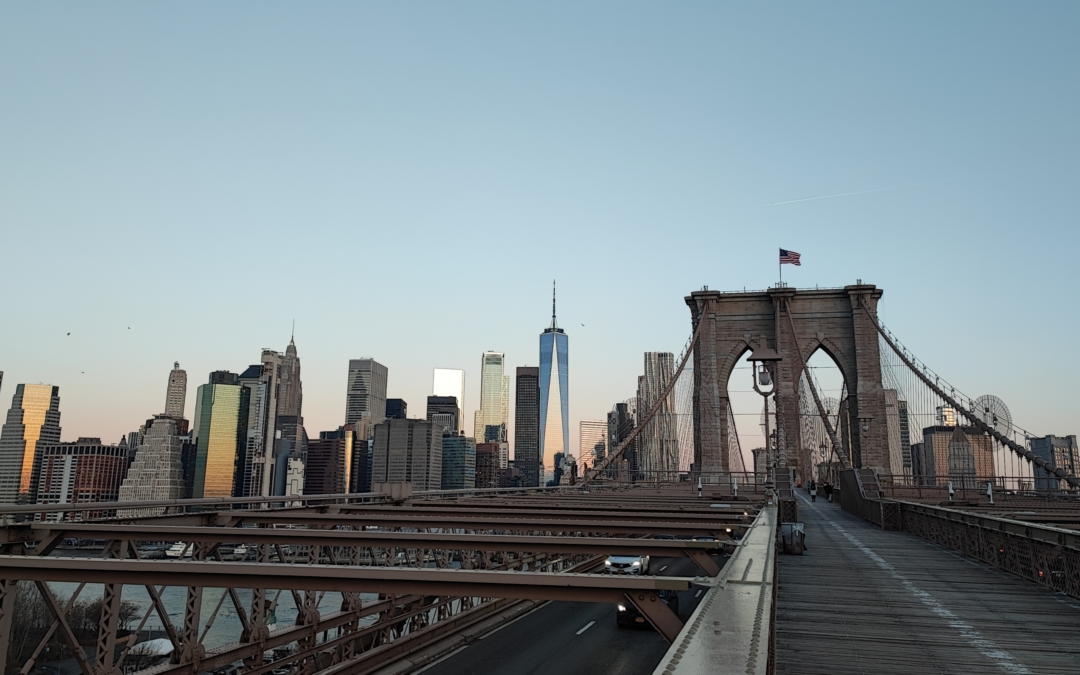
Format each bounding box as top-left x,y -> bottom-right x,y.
779,249 -> 801,266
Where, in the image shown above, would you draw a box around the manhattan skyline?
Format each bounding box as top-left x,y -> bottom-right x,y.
1,3 -> 1078,453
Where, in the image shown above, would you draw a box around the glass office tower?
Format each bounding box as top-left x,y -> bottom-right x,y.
539,286 -> 569,482
192,372 -> 250,498
474,352 -> 508,442
0,384 -> 62,504
515,367 -> 541,487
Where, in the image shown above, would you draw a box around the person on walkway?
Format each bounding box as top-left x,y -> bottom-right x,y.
809,480 -> 817,502
823,482 -> 833,502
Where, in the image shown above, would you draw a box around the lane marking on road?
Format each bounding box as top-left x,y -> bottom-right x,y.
828,520 -> 1032,675
659,565 -> 668,572
575,621 -> 596,635
694,589 -> 703,598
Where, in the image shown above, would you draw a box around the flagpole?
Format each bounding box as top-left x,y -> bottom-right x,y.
779,250 -> 782,287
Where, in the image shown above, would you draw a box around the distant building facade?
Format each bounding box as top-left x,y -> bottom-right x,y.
475,442 -> 500,489
637,353 -> 678,479
514,367 -> 541,487
386,399 -> 408,420
1031,435 -> 1078,491
474,352 -> 509,442
441,435 -> 476,490
371,419 -> 442,490
920,426 -> 994,487
580,420 -> 607,467
346,359 -> 388,435
427,396 -> 460,434
432,369 -> 465,434
165,362 -> 187,418
34,438 -> 128,519
0,384 -> 62,504
306,431 -> 350,495
607,401 -> 637,479
191,371 -> 249,498
539,297 -> 569,481
237,351 -> 282,498
117,415 -> 186,514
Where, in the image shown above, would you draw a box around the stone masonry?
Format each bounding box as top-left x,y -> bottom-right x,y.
686,284 -> 889,482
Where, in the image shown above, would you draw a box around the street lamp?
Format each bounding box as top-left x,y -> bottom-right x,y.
856,415 -> 873,468
748,341 -> 782,502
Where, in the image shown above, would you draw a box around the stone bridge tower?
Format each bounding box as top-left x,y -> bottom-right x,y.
686,283 -> 888,482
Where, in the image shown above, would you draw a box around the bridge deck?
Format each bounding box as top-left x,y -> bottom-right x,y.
776,496 -> 1080,675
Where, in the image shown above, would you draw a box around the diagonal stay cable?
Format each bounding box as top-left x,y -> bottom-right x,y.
584,312 -> 704,485
856,298 -> 1080,489
782,297 -> 851,471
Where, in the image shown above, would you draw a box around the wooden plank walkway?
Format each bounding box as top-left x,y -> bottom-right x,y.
775,495 -> 1080,674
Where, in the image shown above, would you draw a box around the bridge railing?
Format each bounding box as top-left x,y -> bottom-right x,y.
900,501 -> 1080,599
839,469 -> 1080,599
877,473 -> 1080,501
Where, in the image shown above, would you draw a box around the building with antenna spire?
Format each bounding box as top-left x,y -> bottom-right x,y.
539,281 -> 569,484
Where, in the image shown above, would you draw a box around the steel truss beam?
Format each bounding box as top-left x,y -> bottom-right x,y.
22,523 -> 723,572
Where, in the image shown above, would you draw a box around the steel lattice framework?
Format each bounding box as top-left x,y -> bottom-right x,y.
0,484 -> 755,675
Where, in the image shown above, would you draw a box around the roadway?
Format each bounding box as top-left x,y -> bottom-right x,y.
421,554 -> 720,675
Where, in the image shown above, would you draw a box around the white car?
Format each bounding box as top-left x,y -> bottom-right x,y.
604,554 -> 650,575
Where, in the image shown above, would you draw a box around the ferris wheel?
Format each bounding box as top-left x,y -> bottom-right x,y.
973,395 -> 1012,434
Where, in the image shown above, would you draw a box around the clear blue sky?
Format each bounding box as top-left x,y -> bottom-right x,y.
2,2 -> 1077,453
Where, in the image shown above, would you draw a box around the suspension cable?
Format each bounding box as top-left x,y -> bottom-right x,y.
583,310 -> 704,485
856,298 -> 1080,489
782,298 -> 851,471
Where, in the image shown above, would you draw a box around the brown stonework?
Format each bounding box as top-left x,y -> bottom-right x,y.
686,284 -> 888,483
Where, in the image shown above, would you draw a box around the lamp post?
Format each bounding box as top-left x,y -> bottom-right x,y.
749,341 -> 782,503
856,415 -> 873,469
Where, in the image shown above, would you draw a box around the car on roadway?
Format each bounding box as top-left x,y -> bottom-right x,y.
616,589 -> 680,628
604,554 -> 650,574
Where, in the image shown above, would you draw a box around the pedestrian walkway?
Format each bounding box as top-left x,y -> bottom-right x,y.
775,494 -> 1080,674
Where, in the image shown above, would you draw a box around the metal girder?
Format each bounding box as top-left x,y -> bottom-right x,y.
33,523 -> 725,554
0,578 -> 14,675
0,556 -> 689,603
624,590 -> 684,643
223,512 -> 741,537
331,504 -> 755,522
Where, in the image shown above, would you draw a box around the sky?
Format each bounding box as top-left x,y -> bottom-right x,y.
1,2 -> 1078,457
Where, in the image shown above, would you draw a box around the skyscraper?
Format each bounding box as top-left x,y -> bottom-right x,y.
579,420 -> 607,467
433,369 -> 465,434
191,371 -> 250,498
346,359 -> 388,436
539,284 -> 569,481
238,350 -> 282,498
475,443 -> 500,489
637,352 -> 679,479
514,367 -> 541,487
426,396 -> 459,434
441,435 -> 476,490
0,384 -> 62,504
165,362 -> 187,418
474,352 -> 509,442
118,416 -> 186,515
370,418 -> 442,490
306,430 -> 350,495
277,337 -> 302,420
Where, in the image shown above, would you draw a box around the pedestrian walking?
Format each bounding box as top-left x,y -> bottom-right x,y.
809,480 -> 817,502
823,482 -> 833,502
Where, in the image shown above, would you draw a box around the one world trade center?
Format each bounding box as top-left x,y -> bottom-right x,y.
539,282 -> 569,484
